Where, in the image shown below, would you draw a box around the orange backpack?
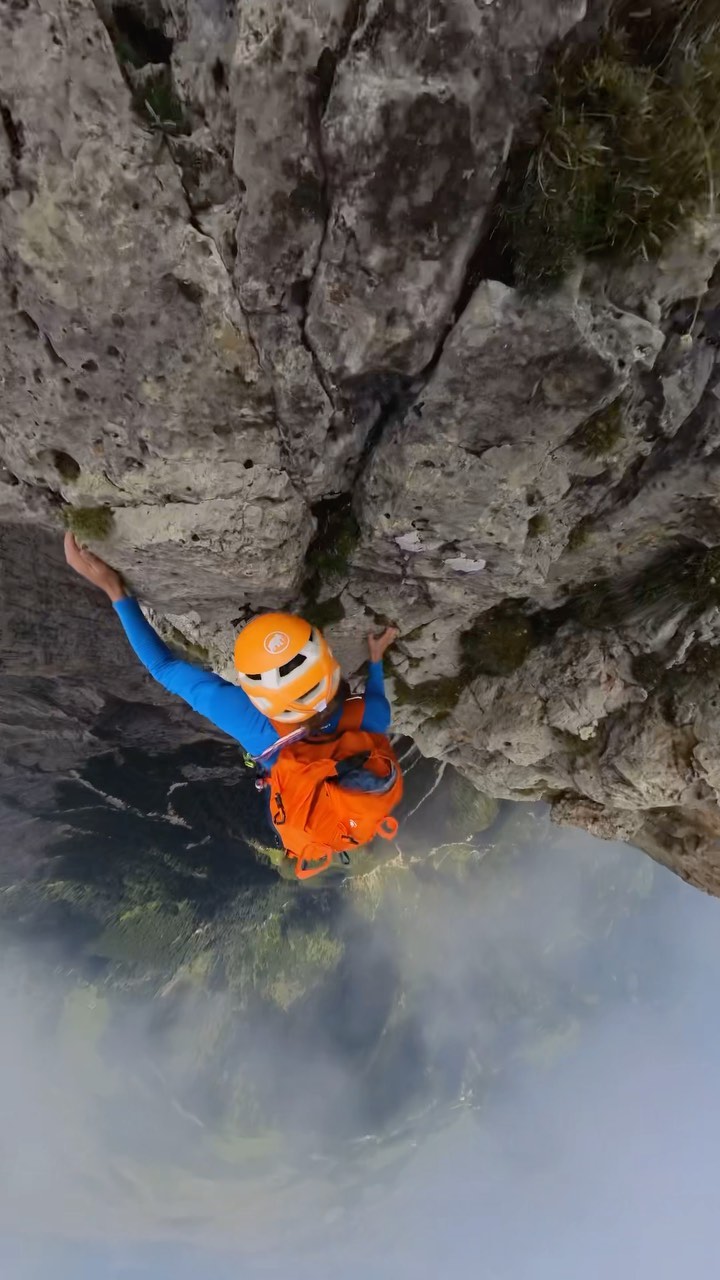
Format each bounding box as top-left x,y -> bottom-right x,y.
263,699 -> 403,880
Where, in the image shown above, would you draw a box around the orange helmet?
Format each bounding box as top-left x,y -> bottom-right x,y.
234,612 -> 341,725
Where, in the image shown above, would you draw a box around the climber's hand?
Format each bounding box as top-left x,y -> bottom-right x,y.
64,531 -> 126,602
367,626 -> 399,664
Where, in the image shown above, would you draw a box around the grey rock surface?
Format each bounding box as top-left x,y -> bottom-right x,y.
0,0 -> 308,616
306,0 -> 588,382
359,281 -> 663,614
3,0 -> 720,894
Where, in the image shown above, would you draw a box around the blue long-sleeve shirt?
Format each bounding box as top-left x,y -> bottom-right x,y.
113,597 -> 391,759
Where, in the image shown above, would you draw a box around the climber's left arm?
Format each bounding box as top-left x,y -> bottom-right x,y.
62,532 -> 279,757
112,597 -> 278,757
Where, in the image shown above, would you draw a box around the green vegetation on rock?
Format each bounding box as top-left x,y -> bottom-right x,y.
301,495 -> 359,627
555,729 -> 602,767
570,576 -> 623,629
502,4 -> 720,282
528,513 -> 549,538
620,543 -> 720,617
567,517 -> 594,553
305,495 -> 360,584
134,71 -> 190,134
62,504 -> 114,541
565,542 -> 720,632
302,594 -> 346,631
571,399 -> 624,458
390,665 -> 464,719
631,651 -> 667,690
163,622 -> 211,666
113,34 -> 147,70
460,601 -> 539,680
429,842 -> 477,874
678,545 -> 720,608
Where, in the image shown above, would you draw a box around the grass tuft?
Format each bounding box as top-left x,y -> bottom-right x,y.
502,9 -> 720,283
133,71 -> 190,135
568,542 -> 720,630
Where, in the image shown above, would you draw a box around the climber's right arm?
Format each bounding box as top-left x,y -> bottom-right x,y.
63,533 -> 278,758
363,625 -> 399,733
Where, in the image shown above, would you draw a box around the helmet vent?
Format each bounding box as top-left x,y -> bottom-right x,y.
297,681 -> 322,704
279,653 -> 307,678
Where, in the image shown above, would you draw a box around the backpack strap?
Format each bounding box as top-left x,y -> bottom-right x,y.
338,696 -> 365,732
294,850 -> 335,880
335,750 -> 371,779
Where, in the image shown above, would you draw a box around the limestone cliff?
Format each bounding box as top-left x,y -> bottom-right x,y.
3,0 -> 720,892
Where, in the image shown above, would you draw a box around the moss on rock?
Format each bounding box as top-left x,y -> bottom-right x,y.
62,504 -> 114,541
303,594 -> 346,630
564,542 -> 720,634
301,495 -> 360,624
567,518 -> 594,554
631,651 -> 667,689
390,664 -> 465,718
305,495 -> 360,584
460,601 -> 538,679
678,545 -> 720,608
571,399 -> 624,458
163,622 -> 211,666
528,513 -> 549,538
570,577 -> 623,629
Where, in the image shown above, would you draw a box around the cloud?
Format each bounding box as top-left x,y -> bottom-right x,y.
1,815 -> 719,1280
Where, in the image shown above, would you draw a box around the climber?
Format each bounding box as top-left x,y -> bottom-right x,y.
63,532 -> 402,878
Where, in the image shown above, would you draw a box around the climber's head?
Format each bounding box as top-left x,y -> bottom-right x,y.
234,612 -> 341,725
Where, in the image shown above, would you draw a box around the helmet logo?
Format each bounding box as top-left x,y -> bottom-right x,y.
265,631 -> 290,656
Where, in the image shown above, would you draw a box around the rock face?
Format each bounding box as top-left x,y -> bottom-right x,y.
358,281 -> 663,613
3,0 -> 720,894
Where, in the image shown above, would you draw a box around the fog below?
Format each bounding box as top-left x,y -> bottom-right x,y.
1,759 -> 718,1280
